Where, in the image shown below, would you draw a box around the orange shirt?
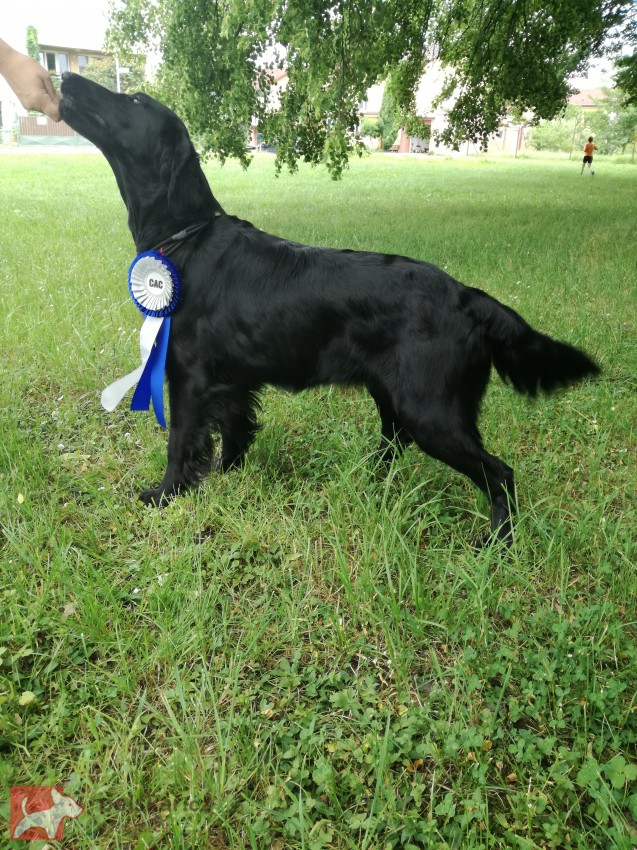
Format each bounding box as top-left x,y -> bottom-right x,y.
584,142 -> 597,156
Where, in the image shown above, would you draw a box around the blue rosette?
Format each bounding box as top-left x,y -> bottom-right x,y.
128,251 -> 181,318
101,251 -> 182,429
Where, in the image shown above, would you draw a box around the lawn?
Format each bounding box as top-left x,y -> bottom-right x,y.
0,151 -> 635,849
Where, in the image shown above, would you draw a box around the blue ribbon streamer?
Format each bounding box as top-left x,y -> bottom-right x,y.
130,316 -> 172,428
102,251 -> 181,428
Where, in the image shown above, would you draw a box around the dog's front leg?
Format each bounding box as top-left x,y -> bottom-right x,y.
139,378 -> 214,506
138,382 -> 260,505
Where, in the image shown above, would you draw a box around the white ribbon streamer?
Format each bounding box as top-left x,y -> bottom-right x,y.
101,315 -> 164,412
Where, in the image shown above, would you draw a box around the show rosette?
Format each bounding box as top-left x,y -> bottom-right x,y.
101,251 -> 182,428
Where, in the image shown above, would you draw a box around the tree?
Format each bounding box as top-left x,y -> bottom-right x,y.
377,82 -> 400,151
588,88 -> 637,154
80,55 -> 146,95
26,26 -> 40,62
526,90 -> 637,157
613,6 -> 637,105
528,105 -> 586,154
615,54 -> 637,106
107,0 -> 634,177
24,25 -> 60,102
359,118 -> 381,143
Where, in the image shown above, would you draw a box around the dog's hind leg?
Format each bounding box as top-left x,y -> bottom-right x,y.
398,403 -> 516,544
368,386 -> 413,463
213,387 -> 261,473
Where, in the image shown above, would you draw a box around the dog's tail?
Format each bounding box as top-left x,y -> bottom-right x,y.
471,288 -> 600,396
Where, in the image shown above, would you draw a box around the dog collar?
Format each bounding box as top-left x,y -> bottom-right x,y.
150,215 -> 219,257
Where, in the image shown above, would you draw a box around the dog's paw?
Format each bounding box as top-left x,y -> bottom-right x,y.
374,447 -> 402,467
471,532 -> 493,550
139,487 -> 172,507
471,526 -> 513,552
213,454 -> 244,473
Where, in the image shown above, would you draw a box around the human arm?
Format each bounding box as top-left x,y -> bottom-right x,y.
0,38 -> 61,121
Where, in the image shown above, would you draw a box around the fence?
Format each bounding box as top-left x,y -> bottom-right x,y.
16,115 -> 92,146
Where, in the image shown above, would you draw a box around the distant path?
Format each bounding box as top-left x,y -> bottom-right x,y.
0,144 -> 98,154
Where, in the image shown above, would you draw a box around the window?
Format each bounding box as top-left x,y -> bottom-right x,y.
56,53 -> 69,75
42,51 -> 70,75
77,54 -> 90,72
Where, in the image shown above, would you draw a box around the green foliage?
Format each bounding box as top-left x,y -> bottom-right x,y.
528,105 -> 587,153
615,54 -> 637,106
404,114 -> 430,141
107,0 -> 635,176
613,13 -> 637,105
529,92 -> 637,156
528,122 -> 573,154
587,88 -> 637,154
359,118 -> 381,139
378,83 -> 401,150
378,74 -> 430,151
25,25 -> 40,62
80,55 -> 146,95
435,1 -> 628,149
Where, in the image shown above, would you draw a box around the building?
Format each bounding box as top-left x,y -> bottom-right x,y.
39,43 -> 106,79
567,88 -> 607,110
358,62 -> 530,156
0,38 -> 108,146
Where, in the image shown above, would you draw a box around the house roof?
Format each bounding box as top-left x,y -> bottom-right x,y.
39,42 -> 107,56
568,88 -> 607,108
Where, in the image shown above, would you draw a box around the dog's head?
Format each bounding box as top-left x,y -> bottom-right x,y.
50,789 -> 83,820
60,72 -> 219,249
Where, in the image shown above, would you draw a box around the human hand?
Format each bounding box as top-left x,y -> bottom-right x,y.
0,46 -> 61,121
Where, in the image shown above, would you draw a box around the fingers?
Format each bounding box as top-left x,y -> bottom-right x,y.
2,51 -> 61,121
38,75 -> 62,122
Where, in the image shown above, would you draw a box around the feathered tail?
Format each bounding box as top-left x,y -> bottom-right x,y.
470,288 -> 600,397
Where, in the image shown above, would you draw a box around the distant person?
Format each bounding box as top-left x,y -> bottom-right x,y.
0,37 -> 61,121
581,136 -> 598,176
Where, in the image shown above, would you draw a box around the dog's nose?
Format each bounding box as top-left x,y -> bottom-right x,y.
61,71 -> 72,81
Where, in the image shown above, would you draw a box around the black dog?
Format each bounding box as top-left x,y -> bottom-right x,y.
60,72 -> 599,544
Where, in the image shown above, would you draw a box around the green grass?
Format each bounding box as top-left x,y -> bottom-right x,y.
1,152 -> 636,849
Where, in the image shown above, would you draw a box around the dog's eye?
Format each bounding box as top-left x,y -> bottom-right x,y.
132,96 -> 141,104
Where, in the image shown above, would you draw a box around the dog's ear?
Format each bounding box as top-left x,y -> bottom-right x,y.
50,789 -> 62,803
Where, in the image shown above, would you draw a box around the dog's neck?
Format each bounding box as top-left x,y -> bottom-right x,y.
130,192 -> 224,255
131,205 -> 221,256
109,153 -> 224,255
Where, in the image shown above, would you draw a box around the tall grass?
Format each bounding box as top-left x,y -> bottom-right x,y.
1,152 -> 635,849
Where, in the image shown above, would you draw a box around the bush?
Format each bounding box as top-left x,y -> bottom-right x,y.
528,105 -> 586,153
